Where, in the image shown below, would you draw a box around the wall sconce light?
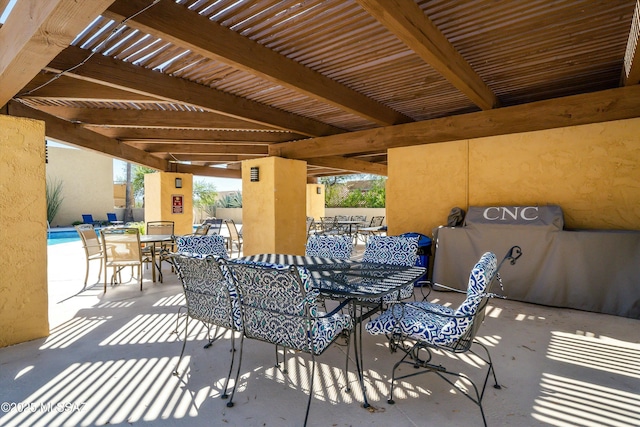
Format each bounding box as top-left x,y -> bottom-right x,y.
175,177 -> 182,188
250,166 -> 259,182
316,187 -> 322,194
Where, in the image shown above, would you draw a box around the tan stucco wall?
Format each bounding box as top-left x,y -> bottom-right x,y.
242,157 -> 307,256
144,172 -> 193,235
46,146 -> 114,226
0,115 -> 49,347
306,183 -> 325,219
387,118 -> 640,237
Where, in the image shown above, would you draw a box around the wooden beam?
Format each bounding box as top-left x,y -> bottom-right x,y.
302,156 -> 387,176
106,0 -> 412,126
8,100 -> 167,170
270,85 -> 640,158
165,154 -> 262,162
83,126 -> 295,142
622,0 -> 640,86
173,163 -> 241,179
46,46 -> 344,137
140,143 -> 268,155
34,105 -> 276,130
0,0 -> 115,106
356,0 -> 498,110
19,73 -> 160,102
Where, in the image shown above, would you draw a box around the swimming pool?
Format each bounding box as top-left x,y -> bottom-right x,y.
47,229 -> 81,245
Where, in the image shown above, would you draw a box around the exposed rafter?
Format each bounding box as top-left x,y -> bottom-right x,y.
19,73 -> 159,102
105,0 -> 412,127
355,0 -> 498,110
84,127 -> 294,143
139,143 -> 268,155
622,0 -> 640,86
46,46 -> 344,137
0,0 -> 115,106
34,105 -> 278,131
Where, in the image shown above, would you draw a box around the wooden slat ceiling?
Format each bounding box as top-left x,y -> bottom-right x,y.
2,0 -> 639,178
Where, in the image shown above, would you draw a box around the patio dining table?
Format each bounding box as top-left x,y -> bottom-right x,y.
140,234 -> 175,283
335,220 -> 365,237
237,253 -> 426,408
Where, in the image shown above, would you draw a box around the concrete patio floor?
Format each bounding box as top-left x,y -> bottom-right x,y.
1,240 -> 639,427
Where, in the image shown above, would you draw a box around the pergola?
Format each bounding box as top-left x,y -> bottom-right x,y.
2,0 -> 640,178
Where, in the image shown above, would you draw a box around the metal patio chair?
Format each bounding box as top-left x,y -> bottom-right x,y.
356,215 -> 385,244
171,254 -> 240,400
359,235 -> 419,303
224,260 -> 352,426
100,227 -> 144,293
305,234 -> 353,260
75,224 -> 104,288
202,217 -> 223,235
223,219 -> 243,256
144,220 -> 175,273
193,223 -> 210,235
365,246 -> 522,426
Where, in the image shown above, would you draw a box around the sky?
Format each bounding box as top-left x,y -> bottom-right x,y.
112,160 -> 242,192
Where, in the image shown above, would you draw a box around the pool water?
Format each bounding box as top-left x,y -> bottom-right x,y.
47,230 -> 81,246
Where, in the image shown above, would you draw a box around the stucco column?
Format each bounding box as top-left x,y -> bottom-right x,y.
306,183 -> 325,220
242,157 -> 307,256
144,172 -> 193,235
0,115 -> 49,347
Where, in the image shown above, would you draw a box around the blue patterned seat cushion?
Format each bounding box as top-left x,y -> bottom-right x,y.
366,252 -> 497,345
228,259 -> 352,354
305,235 -> 353,260
176,234 -> 228,259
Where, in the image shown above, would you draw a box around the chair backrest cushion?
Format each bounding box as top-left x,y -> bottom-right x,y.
439,252 -> 497,342
227,261 -> 317,350
173,255 -> 240,329
176,234 -> 228,259
305,235 -> 353,260
362,235 -> 418,266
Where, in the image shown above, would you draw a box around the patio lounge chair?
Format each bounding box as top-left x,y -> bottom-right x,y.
224,260 -> 352,426
82,214 -> 101,226
365,246 -> 522,426
106,212 -> 123,225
